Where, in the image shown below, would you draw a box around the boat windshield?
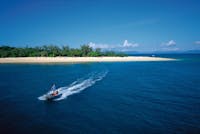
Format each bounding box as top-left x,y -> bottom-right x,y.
50,84 -> 56,91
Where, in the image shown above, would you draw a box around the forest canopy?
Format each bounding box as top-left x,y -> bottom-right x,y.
0,45 -> 126,57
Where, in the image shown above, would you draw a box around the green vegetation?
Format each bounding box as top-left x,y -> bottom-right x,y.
0,45 -> 126,57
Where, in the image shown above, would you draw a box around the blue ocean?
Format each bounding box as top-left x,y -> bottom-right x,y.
0,54 -> 200,134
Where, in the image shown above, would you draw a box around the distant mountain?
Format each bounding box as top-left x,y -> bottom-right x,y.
184,50 -> 200,54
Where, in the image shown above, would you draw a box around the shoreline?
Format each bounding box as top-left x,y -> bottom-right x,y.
0,56 -> 176,64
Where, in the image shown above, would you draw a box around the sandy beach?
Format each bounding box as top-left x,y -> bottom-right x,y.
0,56 -> 176,64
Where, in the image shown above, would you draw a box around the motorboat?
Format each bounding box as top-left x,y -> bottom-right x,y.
45,84 -> 62,100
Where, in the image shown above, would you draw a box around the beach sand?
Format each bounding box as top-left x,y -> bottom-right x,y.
0,56 -> 176,64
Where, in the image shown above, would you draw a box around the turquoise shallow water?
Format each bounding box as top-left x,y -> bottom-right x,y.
0,54 -> 200,134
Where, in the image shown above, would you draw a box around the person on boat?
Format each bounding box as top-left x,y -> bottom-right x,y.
52,90 -> 58,96
50,84 -> 58,96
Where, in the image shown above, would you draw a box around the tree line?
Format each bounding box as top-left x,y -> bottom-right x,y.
0,45 -> 126,57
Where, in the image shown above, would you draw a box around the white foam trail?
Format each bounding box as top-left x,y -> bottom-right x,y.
38,71 -> 108,101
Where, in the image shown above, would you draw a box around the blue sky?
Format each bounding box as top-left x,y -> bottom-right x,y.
0,0 -> 200,52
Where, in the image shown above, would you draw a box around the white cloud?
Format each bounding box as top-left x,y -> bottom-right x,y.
89,40 -> 139,51
162,40 -> 176,47
159,40 -> 180,51
194,41 -> 200,45
123,40 -> 139,48
88,42 -> 112,49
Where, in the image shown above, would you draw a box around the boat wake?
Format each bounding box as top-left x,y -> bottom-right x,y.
38,71 -> 108,101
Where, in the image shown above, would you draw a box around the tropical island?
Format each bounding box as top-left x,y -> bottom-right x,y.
0,45 -> 175,63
